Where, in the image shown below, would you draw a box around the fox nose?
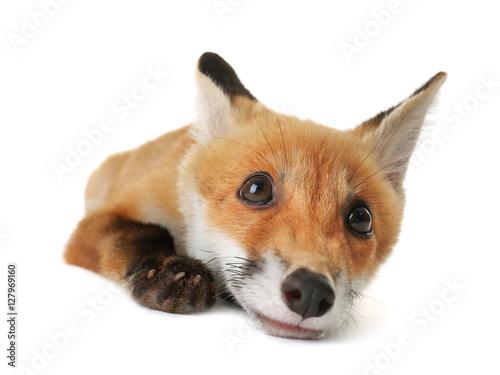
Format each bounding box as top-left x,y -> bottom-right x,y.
281,268 -> 335,319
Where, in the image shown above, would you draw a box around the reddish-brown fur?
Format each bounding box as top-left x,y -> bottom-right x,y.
64,53 -> 445,323
183,99 -> 402,280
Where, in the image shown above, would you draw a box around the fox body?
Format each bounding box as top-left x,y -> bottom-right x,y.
65,52 -> 446,339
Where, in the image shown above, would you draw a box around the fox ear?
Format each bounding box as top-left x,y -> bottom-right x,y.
192,52 -> 256,143
353,72 -> 447,190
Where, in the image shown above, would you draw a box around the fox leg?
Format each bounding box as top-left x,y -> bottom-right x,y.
64,209 -> 215,313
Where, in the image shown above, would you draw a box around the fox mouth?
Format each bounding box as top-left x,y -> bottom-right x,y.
220,289 -> 327,339
251,310 -> 326,339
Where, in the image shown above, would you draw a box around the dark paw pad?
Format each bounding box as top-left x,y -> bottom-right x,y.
127,255 -> 215,313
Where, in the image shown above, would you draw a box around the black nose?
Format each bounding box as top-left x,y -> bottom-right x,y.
281,268 -> 335,319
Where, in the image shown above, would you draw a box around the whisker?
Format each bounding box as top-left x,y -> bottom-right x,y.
349,141 -> 378,181
352,159 -> 402,190
258,126 -> 280,168
277,118 -> 289,169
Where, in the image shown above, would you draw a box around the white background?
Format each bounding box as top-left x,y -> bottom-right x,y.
1,1 -> 499,374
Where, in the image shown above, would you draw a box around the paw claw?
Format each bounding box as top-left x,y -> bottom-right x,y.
129,255 -> 215,313
174,271 -> 186,281
193,274 -> 202,286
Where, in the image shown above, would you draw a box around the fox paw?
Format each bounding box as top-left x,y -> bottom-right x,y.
127,255 -> 215,313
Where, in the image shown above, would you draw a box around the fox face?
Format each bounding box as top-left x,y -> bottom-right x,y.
177,53 -> 446,339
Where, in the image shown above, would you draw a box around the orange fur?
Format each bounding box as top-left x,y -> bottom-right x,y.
67,99 -> 401,281
183,101 -> 402,280
64,52 -> 445,337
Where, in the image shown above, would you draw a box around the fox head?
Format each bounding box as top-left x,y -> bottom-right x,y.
179,52 -> 446,339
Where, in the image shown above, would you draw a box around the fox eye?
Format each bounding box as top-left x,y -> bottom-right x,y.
239,173 -> 274,206
346,203 -> 373,237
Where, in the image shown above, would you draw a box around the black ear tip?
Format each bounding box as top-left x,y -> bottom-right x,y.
198,51 -> 223,67
197,52 -> 256,101
197,52 -> 232,77
199,51 -> 220,60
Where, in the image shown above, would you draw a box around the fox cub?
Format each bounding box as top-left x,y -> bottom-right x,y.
65,52 -> 446,339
